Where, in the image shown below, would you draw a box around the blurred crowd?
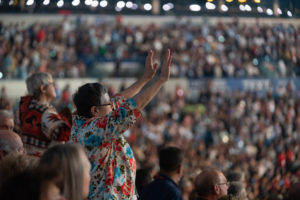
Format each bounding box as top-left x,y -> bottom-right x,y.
1,78 -> 300,199
1,17 -> 300,79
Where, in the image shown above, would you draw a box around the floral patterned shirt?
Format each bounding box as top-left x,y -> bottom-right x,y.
70,95 -> 141,200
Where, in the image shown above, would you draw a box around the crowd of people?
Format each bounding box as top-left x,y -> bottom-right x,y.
0,67 -> 300,199
1,17 -> 300,79
0,16 -> 300,200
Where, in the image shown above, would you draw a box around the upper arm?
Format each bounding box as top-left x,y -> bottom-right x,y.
41,109 -> 71,141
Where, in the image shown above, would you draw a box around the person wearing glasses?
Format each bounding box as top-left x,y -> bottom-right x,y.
192,169 -> 229,200
19,72 -> 71,157
71,49 -> 172,200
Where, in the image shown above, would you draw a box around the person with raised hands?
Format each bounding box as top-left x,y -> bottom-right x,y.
70,49 -> 172,200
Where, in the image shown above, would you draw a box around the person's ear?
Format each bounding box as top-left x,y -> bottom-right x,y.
90,106 -> 98,117
214,184 -> 220,195
40,84 -> 46,94
177,164 -> 182,175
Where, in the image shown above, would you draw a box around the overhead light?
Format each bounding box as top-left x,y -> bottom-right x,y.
239,4 -> 245,11
126,1 -> 133,8
245,4 -> 251,11
144,3 -> 152,11
162,3 -> 174,11
287,10 -> 292,17
116,1 -> 125,9
225,0 -> 234,2
131,3 -> 138,10
85,0 -> 92,5
277,8 -> 282,15
99,0 -> 107,7
91,0 -> 98,7
72,0 -> 80,6
254,0 -> 260,3
115,6 -> 121,12
43,0 -> 50,5
238,0 -> 246,2
26,0 -> 34,6
189,4 -> 201,12
9,0 -> 13,5
257,6 -> 263,13
221,4 -> 228,12
57,0 -> 64,7
207,0 -> 214,2
266,8 -> 273,15
205,2 -> 216,10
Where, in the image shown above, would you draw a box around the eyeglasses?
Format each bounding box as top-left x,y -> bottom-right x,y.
217,181 -> 230,186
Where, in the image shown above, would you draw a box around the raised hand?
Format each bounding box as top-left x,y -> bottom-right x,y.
142,50 -> 159,80
159,49 -> 172,83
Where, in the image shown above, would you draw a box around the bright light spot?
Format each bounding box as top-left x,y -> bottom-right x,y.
257,6 -> 263,13
57,0 -> 64,7
131,3 -> 138,10
9,0 -> 13,5
26,0 -> 34,6
0,72 -> 3,79
115,6 -> 121,11
144,3 -> 152,11
116,1 -> 125,8
239,4 -> 245,11
225,0 -> 233,2
72,0 -> 80,6
43,0 -> 50,5
238,140 -> 244,148
277,8 -> 282,15
189,4 -> 201,12
266,8 -> 273,15
91,0 -> 98,7
126,1 -> 133,8
221,4 -> 228,12
162,3 -> 174,11
245,4 -> 252,11
85,0 -> 92,5
238,0 -> 246,2
99,0 -> 107,7
287,10 -> 292,17
222,135 -> 229,143
218,35 -> 225,42
205,2 -> 216,10
254,0 -> 260,3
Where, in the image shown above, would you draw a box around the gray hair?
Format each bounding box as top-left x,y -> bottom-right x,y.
26,72 -> 52,97
0,110 -> 13,120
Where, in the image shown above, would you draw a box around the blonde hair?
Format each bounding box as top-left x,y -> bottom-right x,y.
39,144 -> 86,200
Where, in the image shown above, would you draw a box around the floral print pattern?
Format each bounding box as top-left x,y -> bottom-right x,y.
70,96 -> 141,200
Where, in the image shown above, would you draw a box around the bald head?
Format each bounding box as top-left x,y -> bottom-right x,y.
194,169 -> 228,200
0,130 -> 24,159
0,110 -> 14,131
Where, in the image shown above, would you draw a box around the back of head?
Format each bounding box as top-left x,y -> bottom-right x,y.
286,182 -> 300,200
159,146 -> 183,173
73,83 -> 108,118
26,72 -> 52,98
0,152 -> 38,189
0,110 -> 14,131
195,169 -> 221,197
39,144 -> 84,200
228,182 -> 243,198
226,171 -> 243,182
0,130 -> 23,159
0,169 -> 40,200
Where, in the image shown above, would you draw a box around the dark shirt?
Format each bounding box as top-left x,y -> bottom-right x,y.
140,173 -> 183,200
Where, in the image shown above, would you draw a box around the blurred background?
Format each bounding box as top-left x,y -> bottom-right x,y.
1,1 -> 300,199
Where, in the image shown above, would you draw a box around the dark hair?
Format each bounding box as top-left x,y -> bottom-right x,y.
0,169 -> 40,200
73,83 -> 108,118
159,146 -> 183,172
228,181 -> 243,197
226,171 -> 243,182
